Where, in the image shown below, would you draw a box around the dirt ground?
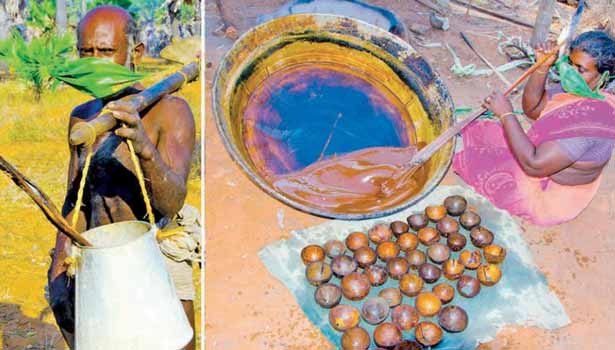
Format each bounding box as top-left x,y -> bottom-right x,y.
0,59 -> 202,349
205,1 -> 615,349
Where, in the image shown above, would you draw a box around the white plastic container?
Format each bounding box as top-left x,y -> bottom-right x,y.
74,221 -> 192,350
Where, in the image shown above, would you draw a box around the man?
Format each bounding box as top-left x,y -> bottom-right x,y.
47,6 -> 197,349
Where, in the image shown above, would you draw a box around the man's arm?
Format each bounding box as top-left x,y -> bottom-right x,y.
109,96 -> 195,218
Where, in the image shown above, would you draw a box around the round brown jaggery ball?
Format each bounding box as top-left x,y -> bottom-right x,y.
378,287 -> 402,308
418,263 -> 441,283
376,241 -> 400,261
415,321 -> 443,347
354,246 -> 377,268
329,304 -> 361,331
368,224 -> 393,244
459,250 -> 482,270
393,340 -> 424,350
373,322 -> 402,348
331,255 -> 358,277
361,297 -> 390,325
397,233 -> 419,252
447,232 -> 467,252
391,304 -> 420,331
444,195 -> 467,216
346,232 -> 369,252
484,244 -> 507,264
442,259 -> 465,280
436,217 -> 459,237
427,243 -> 450,264
341,327 -> 370,350
390,221 -> 409,236
399,273 -> 424,297
457,275 -> 481,298
305,261 -> 332,286
324,239 -> 346,258
365,264 -> 388,286
406,249 -> 426,269
432,283 -> 455,304
415,292 -> 442,317
425,205 -> 447,222
418,227 -> 440,246
438,305 -> 468,333
301,244 -> 325,265
341,272 -> 371,301
477,264 -> 502,286
407,213 -> 429,231
315,283 -> 342,308
459,210 -> 481,230
387,257 -> 410,280
470,226 -> 494,248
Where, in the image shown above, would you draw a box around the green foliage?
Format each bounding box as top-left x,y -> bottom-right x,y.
0,30 -> 74,99
51,57 -> 146,98
128,0 -> 162,24
178,3 -> 196,25
27,0 -> 56,34
88,0 -> 133,10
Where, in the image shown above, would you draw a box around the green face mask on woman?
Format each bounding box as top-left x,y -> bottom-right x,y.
555,55 -> 609,100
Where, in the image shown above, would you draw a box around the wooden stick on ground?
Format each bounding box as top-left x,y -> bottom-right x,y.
414,0 -> 447,16
450,0 -> 557,34
460,31 -> 512,85
0,156 -> 92,246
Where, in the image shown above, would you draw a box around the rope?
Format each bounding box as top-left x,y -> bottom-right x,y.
64,107 -> 156,275
70,146 -> 93,229
446,44 -> 532,78
178,70 -> 189,89
126,138 -> 155,226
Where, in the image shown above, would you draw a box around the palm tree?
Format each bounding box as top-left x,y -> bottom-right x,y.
56,0 -> 67,35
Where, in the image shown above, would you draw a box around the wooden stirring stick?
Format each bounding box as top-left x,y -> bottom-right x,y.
380,48 -> 559,197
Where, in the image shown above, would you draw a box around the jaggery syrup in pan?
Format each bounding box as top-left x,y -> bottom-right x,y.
243,65 -> 428,214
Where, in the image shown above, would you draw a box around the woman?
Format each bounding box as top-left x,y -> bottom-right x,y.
453,31 -> 615,226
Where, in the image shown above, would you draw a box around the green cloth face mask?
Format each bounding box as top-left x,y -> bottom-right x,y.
555,55 -> 608,100
51,57 -> 146,99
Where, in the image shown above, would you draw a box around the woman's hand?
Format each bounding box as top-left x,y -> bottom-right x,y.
482,90 -> 514,119
107,100 -> 156,160
535,40 -> 558,71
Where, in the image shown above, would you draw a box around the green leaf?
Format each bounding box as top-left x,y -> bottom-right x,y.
51,57 -> 146,98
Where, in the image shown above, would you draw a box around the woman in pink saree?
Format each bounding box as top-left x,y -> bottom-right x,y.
453,31 -> 615,226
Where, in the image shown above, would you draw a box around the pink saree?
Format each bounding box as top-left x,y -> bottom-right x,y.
453,91 -> 615,226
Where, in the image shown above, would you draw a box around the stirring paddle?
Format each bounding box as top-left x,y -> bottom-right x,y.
380,49 -> 559,197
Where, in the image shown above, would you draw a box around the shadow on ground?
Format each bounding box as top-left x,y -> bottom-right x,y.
1,303 -> 65,350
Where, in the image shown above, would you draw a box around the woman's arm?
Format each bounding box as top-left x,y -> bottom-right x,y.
522,41 -> 559,120
484,91 -> 575,177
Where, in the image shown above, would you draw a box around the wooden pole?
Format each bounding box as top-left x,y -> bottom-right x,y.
530,0 -> 556,46
450,0 -> 556,33
69,61 -> 199,146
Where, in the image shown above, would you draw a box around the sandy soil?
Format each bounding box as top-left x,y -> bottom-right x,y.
204,1 -> 615,349
0,59 -> 202,349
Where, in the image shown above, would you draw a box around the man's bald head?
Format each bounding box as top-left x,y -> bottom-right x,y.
77,6 -> 143,68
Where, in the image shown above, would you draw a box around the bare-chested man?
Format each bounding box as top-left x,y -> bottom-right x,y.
47,6 -> 196,349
